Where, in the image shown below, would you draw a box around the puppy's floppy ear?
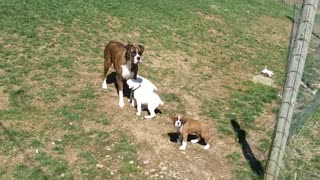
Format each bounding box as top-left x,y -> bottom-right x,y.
125,43 -> 133,60
138,44 -> 144,54
125,42 -> 133,50
180,116 -> 187,124
171,114 -> 177,122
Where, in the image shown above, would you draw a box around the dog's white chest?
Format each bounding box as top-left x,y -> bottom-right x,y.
179,125 -> 184,133
121,62 -> 134,79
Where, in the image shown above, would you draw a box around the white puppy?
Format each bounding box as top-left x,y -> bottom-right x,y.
261,66 -> 274,77
127,76 -> 164,119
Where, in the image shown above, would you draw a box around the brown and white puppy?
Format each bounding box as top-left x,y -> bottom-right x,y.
171,114 -> 214,150
102,40 -> 144,107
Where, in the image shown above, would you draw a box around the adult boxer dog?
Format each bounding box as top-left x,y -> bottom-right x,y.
102,41 -> 144,107
171,114 -> 214,150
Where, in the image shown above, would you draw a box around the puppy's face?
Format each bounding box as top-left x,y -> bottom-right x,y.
171,114 -> 186,128
126,43 -> 144,64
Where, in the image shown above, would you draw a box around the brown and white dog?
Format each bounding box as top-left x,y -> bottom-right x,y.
102,40 -> 144,107
171,114 -> 214,150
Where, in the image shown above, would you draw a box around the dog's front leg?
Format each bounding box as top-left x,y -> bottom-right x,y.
131,98 -> 136,107
129,89 -> 133,103
102,78 -> 108,89
119,93 -> 124,107
116,73 -> 124,107
177,134 -> 182,144
136,100 -> 142,116
179,133 -> 188,150
145,105 -> 156,119
191,136 -> 201,144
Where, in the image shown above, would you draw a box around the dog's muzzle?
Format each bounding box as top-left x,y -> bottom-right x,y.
175,120 -> 182,128
134,55 -> 141,64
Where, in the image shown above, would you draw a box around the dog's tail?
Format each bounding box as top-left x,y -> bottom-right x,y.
159,99 -> 164,106
153,84 -> 158,91
206,125 -> 215,146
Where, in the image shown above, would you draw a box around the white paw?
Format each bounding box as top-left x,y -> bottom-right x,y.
119,101 -> 124,108
102,84 -> 107,89
179,146 -> 186,151
136,112 -> 141,116
203,144 -> 210,150
102,80 -> 108,89
191,138 -> 200,144
144,115 -> 155,119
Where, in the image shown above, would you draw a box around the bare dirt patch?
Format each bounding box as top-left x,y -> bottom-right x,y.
95,99 -> 235,179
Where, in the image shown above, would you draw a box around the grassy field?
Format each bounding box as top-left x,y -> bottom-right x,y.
282,102 -> 320,179
0,0 -> 293,179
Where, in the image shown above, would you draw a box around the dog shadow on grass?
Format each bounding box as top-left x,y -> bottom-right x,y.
106,72 -> 131,99
230,119 -> 264,178
139,105 -> 163,116
167,133 -> 207,146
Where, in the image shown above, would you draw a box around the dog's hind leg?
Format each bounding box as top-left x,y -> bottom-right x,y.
116,73 -> 125,107
202,134 -> 213,150
102,54 -> 112,89
136,99 -> 142,116
129,89 -> 133,103
131,98 -> 136,107
177,134 -> 182,144
203,144 -> 210,150
144,106 -> 156,119
191,136 -> 201,144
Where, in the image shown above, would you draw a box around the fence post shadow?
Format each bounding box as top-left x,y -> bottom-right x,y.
230,119 -> 264,177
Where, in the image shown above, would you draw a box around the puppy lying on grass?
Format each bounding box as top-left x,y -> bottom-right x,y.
261,66 -> 274,77
127,76 -> 163,119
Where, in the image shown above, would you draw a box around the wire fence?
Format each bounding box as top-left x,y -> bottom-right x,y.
288,3 -> 320,140
279,1 -> 320,179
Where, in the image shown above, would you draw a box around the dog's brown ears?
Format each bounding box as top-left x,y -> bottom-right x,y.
125,43 -> 133,60
125,43 -> 144,53
180,117 -> 186,124
138,44 -> 144,53
170,114 -> 176,122
171,114 -> 186,123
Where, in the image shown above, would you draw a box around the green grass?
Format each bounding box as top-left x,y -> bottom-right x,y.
0,0 -> 295,179
226,151 -> 261,180
257,138 -> 271,153
201,100 -> 220,119
113,136 -> 140,176
13,164 -> 48,180
202,81 -> 279,135
282,104 -> 320,179
161,92 -> 186,114
227,81 -> 278,124
13,152 -> 73,180
9,87 -> 33,107
0,128 -> 33,154
302,56 -> 320,85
